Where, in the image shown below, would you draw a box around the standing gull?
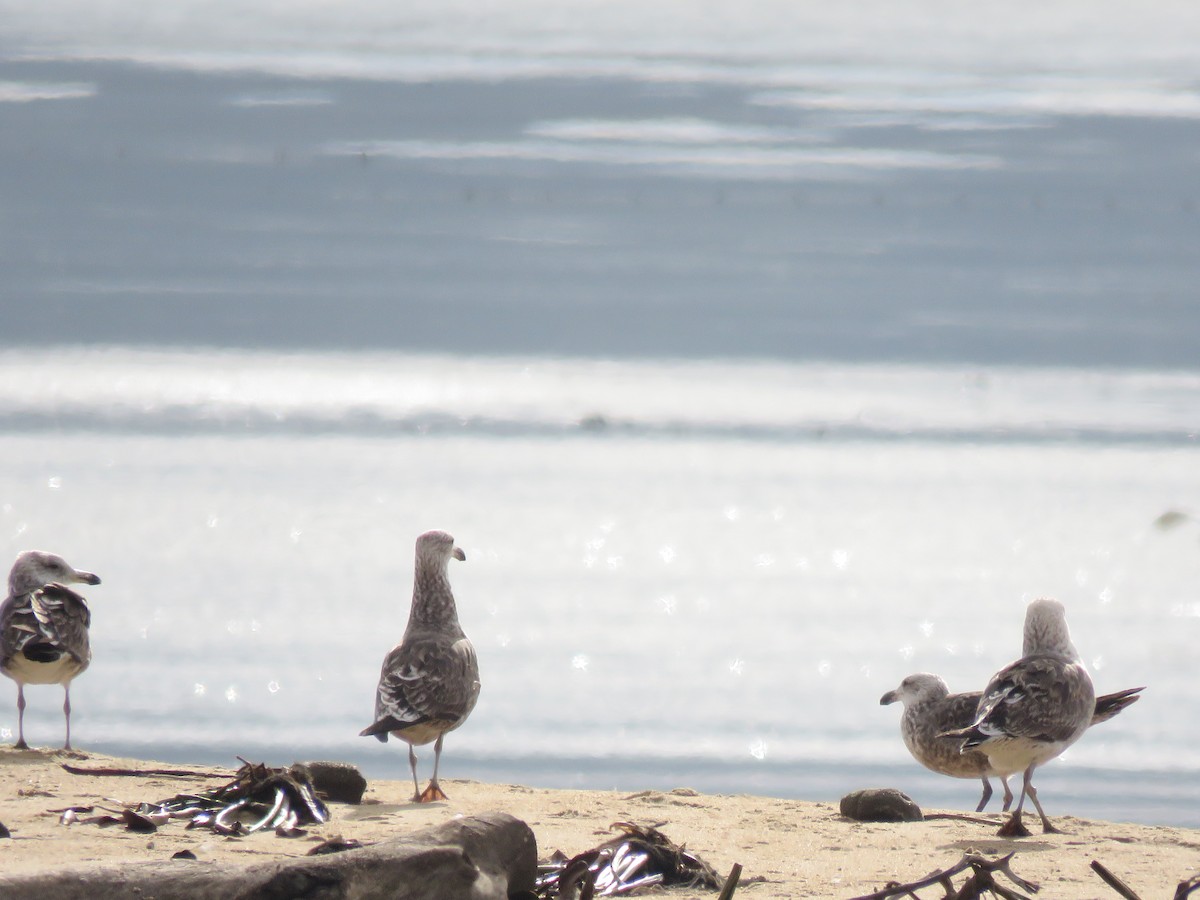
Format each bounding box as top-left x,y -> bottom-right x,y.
0,550 -> 102,750
360,530 -> 480,803
943,598 -> 1098,837
882,673 -> 1142,812
881,673 -> 1013,813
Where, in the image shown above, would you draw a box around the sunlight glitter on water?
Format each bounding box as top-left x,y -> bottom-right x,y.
0,351 -> 1195,824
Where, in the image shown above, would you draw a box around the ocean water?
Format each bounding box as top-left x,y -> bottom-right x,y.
1,0 -> 1199,828
0,351 -> 1197,826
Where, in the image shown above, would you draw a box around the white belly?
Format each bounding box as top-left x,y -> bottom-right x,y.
983,736 -> 1070,776
5,653 -> 86,686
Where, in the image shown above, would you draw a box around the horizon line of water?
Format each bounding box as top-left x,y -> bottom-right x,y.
0,347 -> 1195,445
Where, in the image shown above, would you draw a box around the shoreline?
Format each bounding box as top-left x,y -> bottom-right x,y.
1,749 -> 1196,897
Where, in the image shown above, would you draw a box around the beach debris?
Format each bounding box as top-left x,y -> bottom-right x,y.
5,811 -> 537,899
121,809 -> 160,833
54,759 -> 329,837
1091,860 -> 1200,900
850,851 -> 1038,900
61,762 -> 229,779
16,787 -> 55,797
55,804 -> 97,826
716,863 -> 742,900
171,849 -> 197,860
534,821 -> 722,898
0,821 -> 10,839
840,788 -> 924,822
307,835 -> 365,855
296,760 -> 368,804
64,758 -> 364,806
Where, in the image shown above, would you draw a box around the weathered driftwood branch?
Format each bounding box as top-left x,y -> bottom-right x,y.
1091,860 -> 1200,900
1177,873 -> 1200,900
61,763 -> 231,779
1091,860 -> 1143,900
849,852 -> 1038,900
0,811 -> 536,900
716,862 -> 743,900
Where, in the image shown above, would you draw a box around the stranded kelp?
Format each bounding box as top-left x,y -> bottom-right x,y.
57,760 -> 329,837
534,821 -> 721,898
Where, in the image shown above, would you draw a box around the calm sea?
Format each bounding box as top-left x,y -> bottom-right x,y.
0,351 -> 1196,826
1,0 -> 1198,827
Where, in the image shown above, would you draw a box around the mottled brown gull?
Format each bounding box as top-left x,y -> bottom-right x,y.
0,550 -> 102,750
882,673 -> 1142,813
942,597 -> 1102,837
360,530 -> 480,803
881,673 -> 1014,812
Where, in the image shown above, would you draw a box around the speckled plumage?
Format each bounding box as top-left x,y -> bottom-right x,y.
943,598 -> 1100,836
0,550 -> 102,750
359,530 -> 480,802
881,674 -> 1013,812
883,672 -> 1142,813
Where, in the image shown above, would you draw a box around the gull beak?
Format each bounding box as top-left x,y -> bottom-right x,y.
452,547 -> 466,562
75,570 -> 102,586
880,690 -> 898,706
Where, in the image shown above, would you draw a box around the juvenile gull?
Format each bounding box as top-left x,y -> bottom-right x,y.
942,598 -> 1098,837
881,673 -> 1013,812
360,530 -> 480,803
882,674 -> 1142,812
0,550 -> 102,750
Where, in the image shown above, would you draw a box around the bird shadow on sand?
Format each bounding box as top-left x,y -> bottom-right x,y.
0,747 -> 89,767
941,838 -> 1057,854
341,799 -> 448,821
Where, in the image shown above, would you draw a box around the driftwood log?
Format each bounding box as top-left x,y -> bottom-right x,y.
0,811 -> 536,900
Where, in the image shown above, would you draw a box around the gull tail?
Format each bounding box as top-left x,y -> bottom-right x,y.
1091,686 -> 1145,726
359,718 -> 402,743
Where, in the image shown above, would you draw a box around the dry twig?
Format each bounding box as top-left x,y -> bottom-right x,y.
1175,873 -> 1200,900
61,763 -> 230,779
850,852 -> 1038,900
716,863 -> 743,900
1091,860 -> 1143,900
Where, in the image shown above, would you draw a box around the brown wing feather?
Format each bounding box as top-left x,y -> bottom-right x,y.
367,635 -> 480,735
971,654 -> 1094,745
0,584 -> 92,669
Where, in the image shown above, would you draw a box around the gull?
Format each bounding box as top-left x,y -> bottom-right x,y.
943,598 -> 1101,837
882,673 -> 1013,812
360,530 -> 480,802
882,673 -> 1142,812
0,550 -> 102,750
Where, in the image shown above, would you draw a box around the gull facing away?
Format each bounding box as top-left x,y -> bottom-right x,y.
0,550 -> 102,750
942,598 -> 1101,837
360,530 -> 480,803
881,673 -> 1142,813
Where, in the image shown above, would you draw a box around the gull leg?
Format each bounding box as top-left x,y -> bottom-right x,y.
975,777 -> 993,813
997,765 -> 1035,838
1000,775 -> 1014,812
15,684 -> 29,750
418,734 -> 449,803
1025,779 -> 1060,834
407,743 -> 421,803
63,685 -> 72,751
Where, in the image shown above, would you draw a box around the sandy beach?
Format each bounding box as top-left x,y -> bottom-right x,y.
0,749 -> 1195,898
